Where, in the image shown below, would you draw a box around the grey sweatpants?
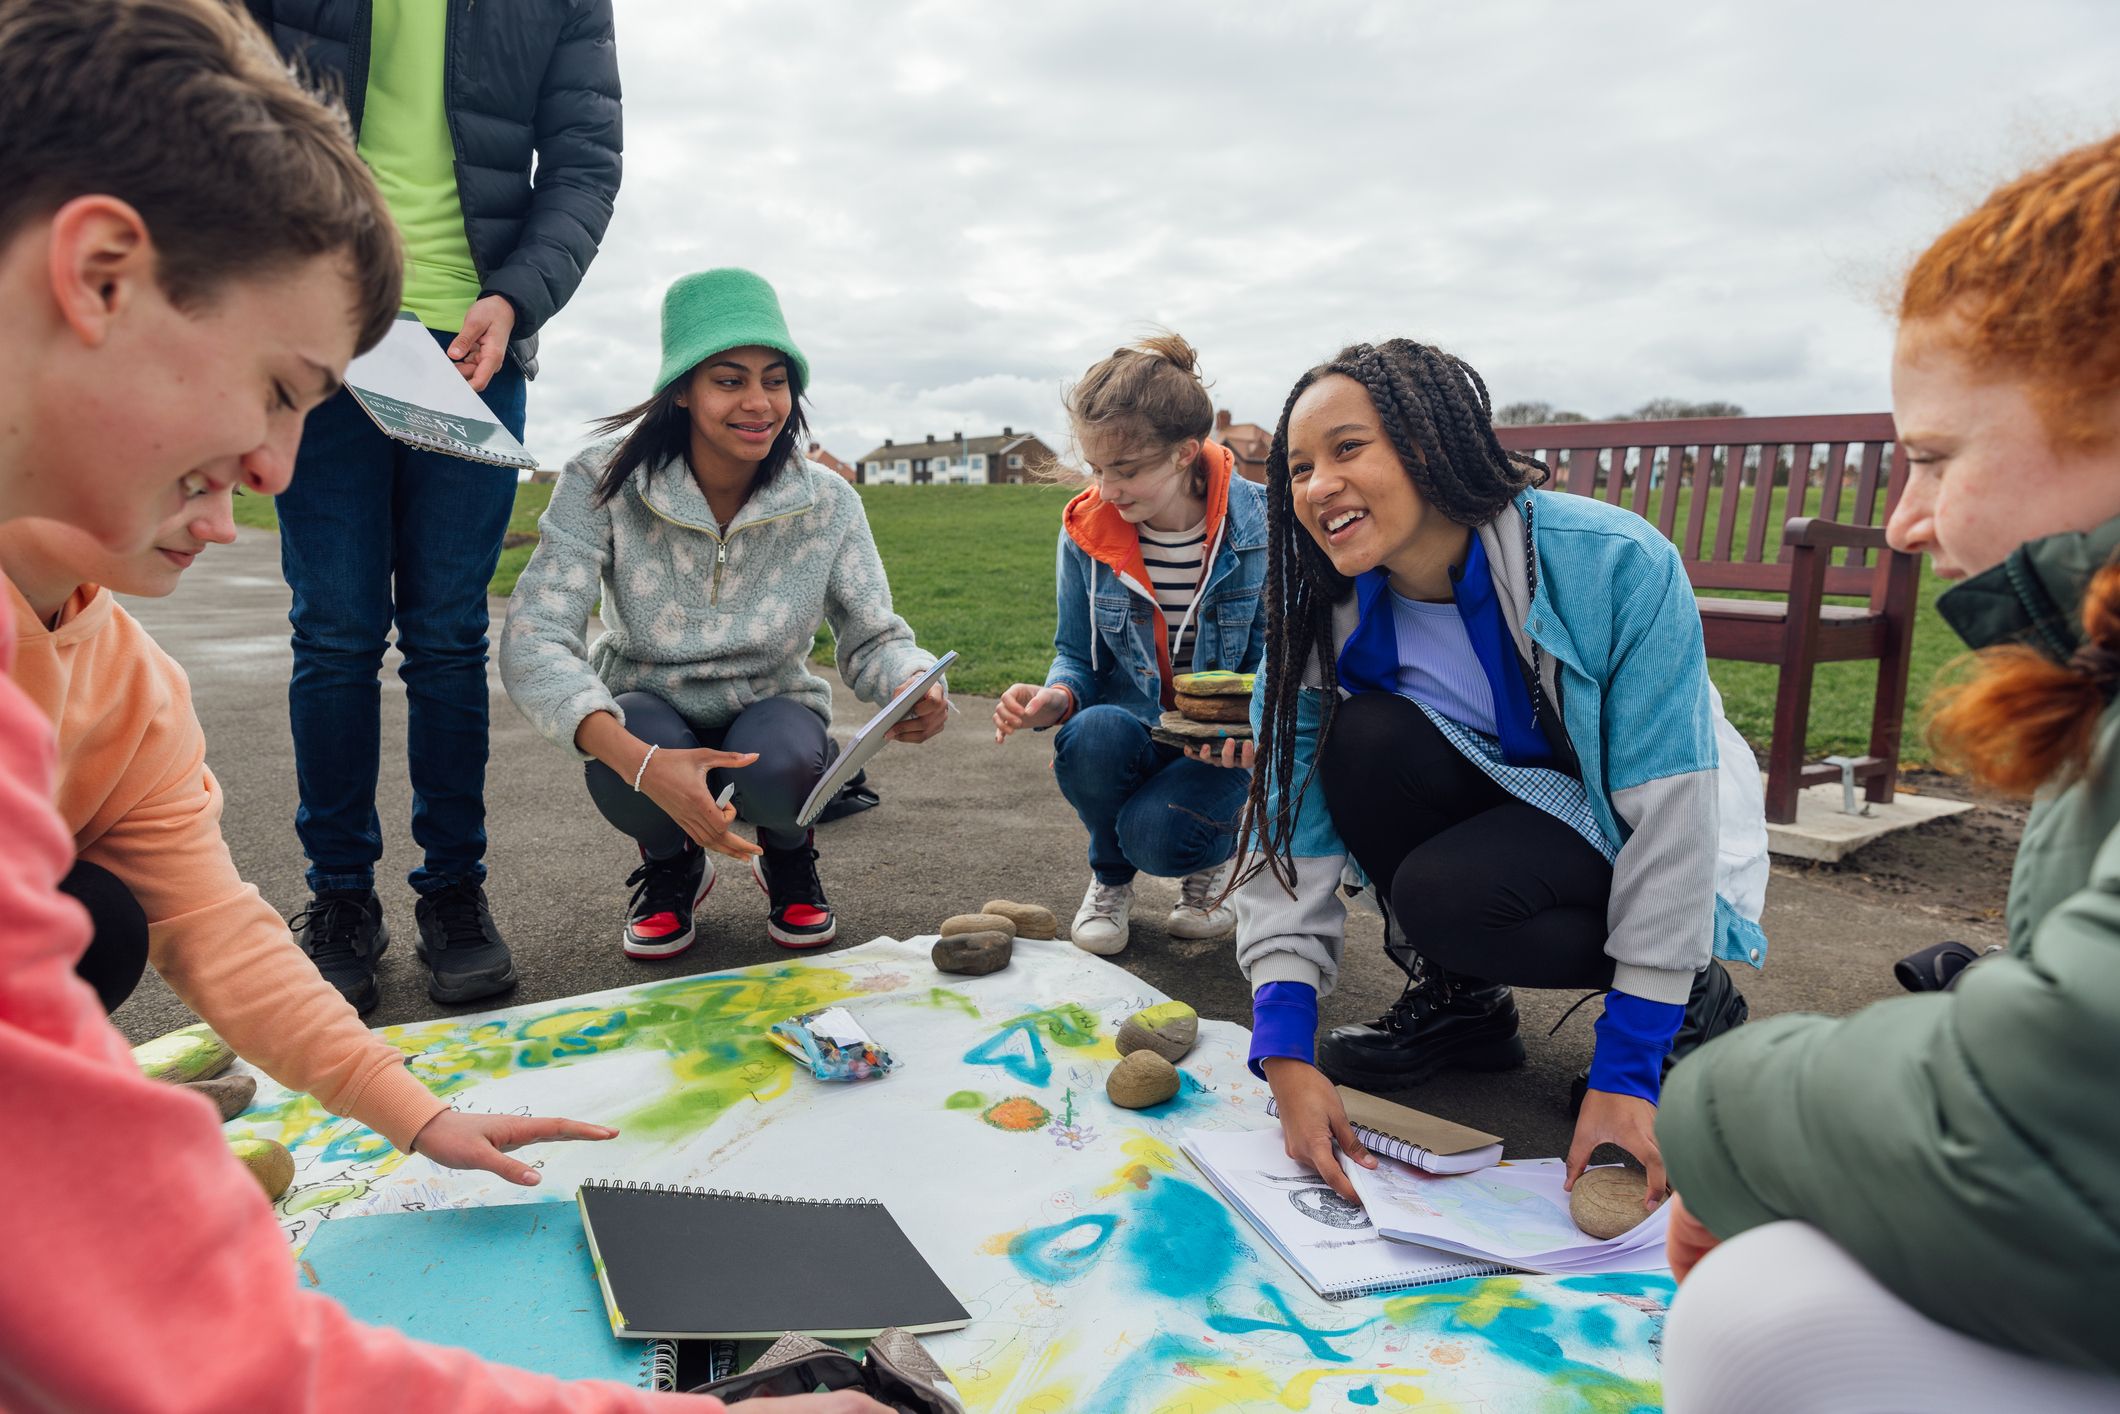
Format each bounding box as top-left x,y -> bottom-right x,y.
586,691 -> 827,856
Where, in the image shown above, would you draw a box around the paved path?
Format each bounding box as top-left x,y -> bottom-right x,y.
110,527 -> 1951,1160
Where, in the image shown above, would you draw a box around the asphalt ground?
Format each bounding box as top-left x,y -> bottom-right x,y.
109,526 -> 1965,1162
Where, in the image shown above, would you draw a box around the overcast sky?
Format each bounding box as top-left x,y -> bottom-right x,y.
518,0 -> 2120,473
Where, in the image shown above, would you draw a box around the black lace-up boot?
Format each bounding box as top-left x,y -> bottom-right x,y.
412,879 -> 518,1004
290,888 -> 389,1014
1316,956 -> 1525,1090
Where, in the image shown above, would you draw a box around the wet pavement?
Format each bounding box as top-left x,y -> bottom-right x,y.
109,527 -> 1944,1161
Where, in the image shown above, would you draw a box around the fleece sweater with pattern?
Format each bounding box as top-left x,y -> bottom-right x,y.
502,447 -> 936,756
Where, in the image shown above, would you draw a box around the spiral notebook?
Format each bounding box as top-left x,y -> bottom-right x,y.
576,1181 -> 971,1340
1181,1128 -> 1508,1300
1267,1088 -> 1503,1175
296,1203 -> 659,1386
343,311 -> 537,469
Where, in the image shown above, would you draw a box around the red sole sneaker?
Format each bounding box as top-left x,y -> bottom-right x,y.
623,860 -> 715,960
750,856 -> 837,950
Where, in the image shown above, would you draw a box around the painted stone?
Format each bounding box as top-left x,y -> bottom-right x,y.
934,930 -> 1013,976
1106,1050 -> 1180,1110
1570,1165 -> 1657,1239
1115,1001 -> 1199,1063
132,1022 -> 235,1084
940,913 -> 1017,940
1175,692 -> 1250,724
181,1074 -> 257,1122
980,900 -> 1058,940
229,1137 -> 296,1201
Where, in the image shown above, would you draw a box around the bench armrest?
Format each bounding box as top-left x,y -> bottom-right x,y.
1782,516 -> 1892,550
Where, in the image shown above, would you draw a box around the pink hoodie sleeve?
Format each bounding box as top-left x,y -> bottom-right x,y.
0,652 -> 714,1411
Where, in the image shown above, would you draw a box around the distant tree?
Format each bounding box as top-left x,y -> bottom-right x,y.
1623,398 -> 1746,421
1495,401 -> 1592,426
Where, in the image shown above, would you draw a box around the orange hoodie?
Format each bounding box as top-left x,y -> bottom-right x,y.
6,580 -> 448,1151
1058,439 -> 1235,711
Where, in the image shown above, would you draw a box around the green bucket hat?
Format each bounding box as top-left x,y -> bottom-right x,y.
653,267 -> 811,397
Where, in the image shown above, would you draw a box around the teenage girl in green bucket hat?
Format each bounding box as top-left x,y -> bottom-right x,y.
500,268 -> 947,956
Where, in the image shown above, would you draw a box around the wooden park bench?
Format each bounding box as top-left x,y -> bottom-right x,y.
1491,413 -> 1916,825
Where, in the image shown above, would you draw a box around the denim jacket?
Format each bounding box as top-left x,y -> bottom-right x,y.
1044,442 -> 1269,726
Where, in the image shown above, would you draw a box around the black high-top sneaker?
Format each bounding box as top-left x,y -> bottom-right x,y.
1316,958 -> 1525,1090
412,880 -> 519,1005
290,888 -> 389,1014
1568,961 -> 1750,1115
622,843 -> 713,959
749,829 -> 837,949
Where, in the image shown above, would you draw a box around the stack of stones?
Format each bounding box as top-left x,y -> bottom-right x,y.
1106,1001 -> 1199,1109
932,900 -> 1057,976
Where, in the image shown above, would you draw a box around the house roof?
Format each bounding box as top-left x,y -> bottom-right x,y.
854,430 -> 1056,465
806,443 -> 856,482
1213,422 -> 1272,465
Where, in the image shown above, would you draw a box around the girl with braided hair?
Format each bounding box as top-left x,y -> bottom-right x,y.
993,333 -> 1267,954
1654,134 -> 2120,1409
1221,339 -> 1766,1210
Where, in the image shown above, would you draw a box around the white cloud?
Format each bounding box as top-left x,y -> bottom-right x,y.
520,0 -> 2120,472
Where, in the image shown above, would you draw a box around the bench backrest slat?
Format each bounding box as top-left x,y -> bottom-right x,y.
1494,413 -> 1901,607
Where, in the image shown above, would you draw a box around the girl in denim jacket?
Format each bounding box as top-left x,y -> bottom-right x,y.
993,334 -> 1267,954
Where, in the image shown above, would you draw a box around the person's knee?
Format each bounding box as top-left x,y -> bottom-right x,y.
722,698 -> 827,824
614,692 -> 699,750
1054,705 -> 1145,786
61,860 -> 149,1014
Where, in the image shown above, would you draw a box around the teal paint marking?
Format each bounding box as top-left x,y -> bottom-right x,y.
1119,1175 -> 1240,1299
1007,1214 -> 1118,1285
962,1021 -> 1051,1087
1205,1284 -> 1372,1361
1348,1385 -> 1379,1406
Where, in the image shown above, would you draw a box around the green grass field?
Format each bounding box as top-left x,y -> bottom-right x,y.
234,475 -> 1959,759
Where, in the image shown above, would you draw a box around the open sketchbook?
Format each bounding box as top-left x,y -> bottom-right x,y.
1180,1128 -> 1507,1300
344,311 -> 537,469
1346,1156 -> 1671,1275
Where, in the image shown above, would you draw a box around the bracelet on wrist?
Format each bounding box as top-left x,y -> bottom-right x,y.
633,744 -> 660,792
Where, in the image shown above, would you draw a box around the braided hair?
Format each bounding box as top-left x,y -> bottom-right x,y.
1233,339 -> 1547,896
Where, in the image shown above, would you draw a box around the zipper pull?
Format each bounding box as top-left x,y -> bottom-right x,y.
718,540 -> 728,566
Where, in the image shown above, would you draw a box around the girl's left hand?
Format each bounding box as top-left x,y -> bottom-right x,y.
407,1110 -> 617,1186
1187,737 -> 1256,769
1564,1088 -> 1667,1207
884,677 -> 949,743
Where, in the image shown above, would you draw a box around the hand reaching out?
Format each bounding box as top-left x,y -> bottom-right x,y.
1262,1056 -> 1377,1202
407,1110 -> 617,1186
993,683 -> 1069,742
639,744 -> 762,859
1565,1088 -> 1667,1207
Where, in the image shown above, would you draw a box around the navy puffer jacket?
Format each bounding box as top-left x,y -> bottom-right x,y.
241,0 -> 622,369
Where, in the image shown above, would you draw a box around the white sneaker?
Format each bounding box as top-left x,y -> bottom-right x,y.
1168,859 -> 1238,940
1070,879 -> 1135,956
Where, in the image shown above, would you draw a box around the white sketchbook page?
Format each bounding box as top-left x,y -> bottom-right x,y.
1180,1129 -> 1491,1293
1347,1156 -> 1671,1273
344,313 -> 513,424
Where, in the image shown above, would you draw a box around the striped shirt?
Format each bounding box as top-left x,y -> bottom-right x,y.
1388,588 -> 1498,735
1137,519 -> 1207,670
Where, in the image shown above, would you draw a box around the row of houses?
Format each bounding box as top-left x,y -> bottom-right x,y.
834,409 -> 1273,486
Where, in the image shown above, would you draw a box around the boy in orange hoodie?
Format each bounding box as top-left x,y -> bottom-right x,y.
0,1 -> 878,1409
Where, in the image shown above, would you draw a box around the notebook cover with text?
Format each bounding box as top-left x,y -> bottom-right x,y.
576,1182 -> 971,1340
296,1203 -> 655,1385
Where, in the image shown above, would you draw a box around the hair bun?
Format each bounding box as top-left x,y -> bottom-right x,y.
1131,331 -> 1200,379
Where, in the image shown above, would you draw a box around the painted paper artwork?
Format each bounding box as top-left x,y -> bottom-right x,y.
224,935 -> 1670,1411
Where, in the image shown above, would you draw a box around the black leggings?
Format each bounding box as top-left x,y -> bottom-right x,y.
65,860 -> 150,1014
586,692 -> 828,856
1319,691 -> 1615,989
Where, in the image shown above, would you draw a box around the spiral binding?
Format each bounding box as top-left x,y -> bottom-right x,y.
579,1177 -> 880,1206
643,1339 -> 678,1391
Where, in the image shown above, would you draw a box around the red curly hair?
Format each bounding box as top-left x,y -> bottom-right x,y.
1918,134 -> 2120,793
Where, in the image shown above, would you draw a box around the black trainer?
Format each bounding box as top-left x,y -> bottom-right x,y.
1568,961 -> 1750,1115
623,844 -> 714,959
749,829 -> 837,950
1316,960 -> 1525,1090
290,888 -> 389,1015
412,880 -> 519,1004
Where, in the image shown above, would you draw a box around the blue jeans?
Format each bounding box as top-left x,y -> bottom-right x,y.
276,331 -> 527,896
1053,704 -> 1250,885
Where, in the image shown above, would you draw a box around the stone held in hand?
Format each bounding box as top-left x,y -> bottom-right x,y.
182,1074 -> 257,1122
132,1022 -> 235,1084
933,930 -> 1012,976
1175,693 -> 1250,724
229,1136 -> 296,1201
980,900 -> 1057,940
1115,1001 -> 1199,1064
1106,1050 -> 1181,1109
940,913 -> 1016,940
1570,1166 -> 1659,1239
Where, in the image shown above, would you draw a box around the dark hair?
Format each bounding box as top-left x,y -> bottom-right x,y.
1065,330 -> 1218,497
0,0 -> 402,355
1233,339 -> 1544,894
588,358 -> 810,507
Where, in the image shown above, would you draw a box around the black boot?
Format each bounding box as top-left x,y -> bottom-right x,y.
290,888 -> 389,1014
1568,962 -> 1749,1115
1316,959 -> 1525,1091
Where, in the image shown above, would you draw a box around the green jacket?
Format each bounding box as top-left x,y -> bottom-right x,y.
1658,518 -> 2120,1376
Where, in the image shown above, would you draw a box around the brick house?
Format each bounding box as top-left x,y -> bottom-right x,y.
855,428 -> 1060,485
1211,409 -> 1271,483
806,441 -> 857,483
